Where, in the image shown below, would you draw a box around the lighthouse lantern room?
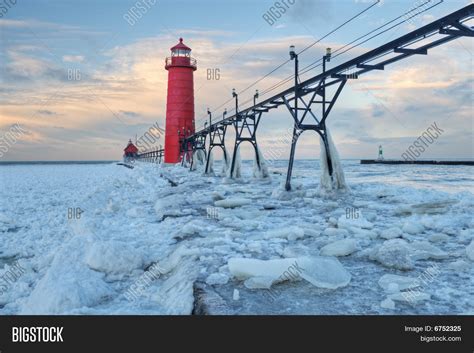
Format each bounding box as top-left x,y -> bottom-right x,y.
164,38 -> 197,164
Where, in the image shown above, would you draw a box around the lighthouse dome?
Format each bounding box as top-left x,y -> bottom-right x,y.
170,38 -> 191,51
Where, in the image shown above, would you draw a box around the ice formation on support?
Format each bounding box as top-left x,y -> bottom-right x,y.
221,147 -> 230,175
228,146 -> 242,178
253,145 -> 270,179
190,149 -> 206,171
205,149 -> 214,175
320,130 -> 347,191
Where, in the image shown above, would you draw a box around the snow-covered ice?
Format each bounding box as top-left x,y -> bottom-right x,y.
0,159 -> 472,314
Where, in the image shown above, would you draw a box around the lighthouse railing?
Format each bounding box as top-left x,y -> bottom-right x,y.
165,56 -> 197,69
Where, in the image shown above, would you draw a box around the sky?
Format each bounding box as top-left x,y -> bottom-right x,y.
0,0 -> 472,161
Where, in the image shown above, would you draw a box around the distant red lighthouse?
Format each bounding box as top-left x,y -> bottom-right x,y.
164,38 -> 197,163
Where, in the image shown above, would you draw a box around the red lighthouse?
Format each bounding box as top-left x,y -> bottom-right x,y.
164,38 -> 197,163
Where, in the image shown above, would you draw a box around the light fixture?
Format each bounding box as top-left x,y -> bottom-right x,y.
289,45 -> 296,59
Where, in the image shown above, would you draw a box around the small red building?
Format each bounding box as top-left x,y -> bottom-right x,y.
123,139 -> 138,159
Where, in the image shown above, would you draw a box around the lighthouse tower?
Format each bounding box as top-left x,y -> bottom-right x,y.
164,38 -> 197,163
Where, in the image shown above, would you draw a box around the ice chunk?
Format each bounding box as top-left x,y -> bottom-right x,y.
320,239 -> 358,257
244,276 -> 275,289
380,227 -> 402,240
228,256 -> 351,290
323,228 -> 349,237
395,200 -> 456,216
85,241 -> 144,275
428,233 -> 450,243
448,260 -> 470,272
264,226 -> 305,241
380,298 -> 396,310
298,257 -> 351,289
155,194 -> 187,220
282,245 -> 311,258
378,274 -> 420,292
214,198 -> 251,208
205,273 -> 229,286
228,258 -> 301,283
409,241 -> 448,260
247,241 -> 263,253
402,221 -> 424,235
389,291 -> 431,303
176,221 -> 205,239
233,289 -> 240,301
337,213 -> 373,230
262,202 -> 280,210
466,240 -> 474,261
370,239 -> 414,270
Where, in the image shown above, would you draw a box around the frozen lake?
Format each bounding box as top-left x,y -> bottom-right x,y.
0,160 -> 472,314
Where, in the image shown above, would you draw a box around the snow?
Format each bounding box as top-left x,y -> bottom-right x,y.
1,159 -> 472,315
320,239 -> 358,257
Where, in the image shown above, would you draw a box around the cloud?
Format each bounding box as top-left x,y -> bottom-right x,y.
37,110 -> 57,116
119,110 -> 141,118
62,55 -> 85,63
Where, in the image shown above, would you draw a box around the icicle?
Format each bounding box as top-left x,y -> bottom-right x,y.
320,130 -> 347,191
253,145 -> 270,179
227,146 -> 242,178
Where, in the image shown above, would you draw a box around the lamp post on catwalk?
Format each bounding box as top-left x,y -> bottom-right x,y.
164,38 -> 197,164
